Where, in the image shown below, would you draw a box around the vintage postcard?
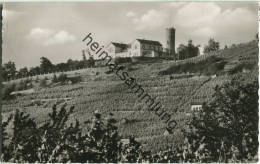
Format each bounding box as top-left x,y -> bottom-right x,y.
1,1 -> 259,163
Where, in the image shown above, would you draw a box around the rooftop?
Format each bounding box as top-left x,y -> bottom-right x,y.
111,42 -> 129,49
190,102 -> 204,105
136,39 -> 162,46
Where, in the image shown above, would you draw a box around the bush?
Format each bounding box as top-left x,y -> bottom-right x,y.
180,78 -> 258,162
14,79 -> 33,91
15,80 -> 25,91
57,73 -> 68,83
105,70 -> 114,74
2,83 -> 16,100
16,80 -> 26,91
127,66 -> 137,72
39,78 -> 47,87
52,74 -> 58,83
53,73 -> 81,84
159,56 -> 226,76
69,76 -> 82,84
204,38 -> 220,53
229,62 -> 256,74
131,56 -> 161,63
35,76 -> 39,82
114,57 -> 132,64
88,56 -> 95,67
1,105 -> 146,163
177,40 -> 200,60
170,74 -> 193,80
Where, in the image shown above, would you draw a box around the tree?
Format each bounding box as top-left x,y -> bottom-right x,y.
39,78 -> 47,87
52,74 -> 58,83
177,40 -> 199,60
2,83 -> 16,100
18,67 -> 29,78
2,61 -> 16,80
82,50 -> 87,61
121,136 -> 144,162
88,56 -> 95,68
182,78 -> 258,162
84,112 -> 122,162
204,38 -> 220,53
67,59 -> 76,70
57,73 -> 68,84
224,45 -> 228,50
29,66 -> 41,76
177,44 -> 187,60
2,105 -> 82,162
55,63 -> 68,72
85,50 -> 95,68
40,57 -> 53,74
1,105 -> 148,163
187,40 -> 200,58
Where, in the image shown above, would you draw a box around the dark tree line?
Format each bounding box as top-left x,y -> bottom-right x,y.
177,38 -> 220,60
2,77 -> 258,162
204,38 -> 220,53
177,40 -> 200,60
2,52 -> 95,81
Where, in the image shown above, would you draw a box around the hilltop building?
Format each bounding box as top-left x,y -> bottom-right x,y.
106,42 -> 130,58
106,39 -> 163,58
104,27 -> 175,59
132,39 -> 163,57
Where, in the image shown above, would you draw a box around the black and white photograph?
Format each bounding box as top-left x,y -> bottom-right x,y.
1,1 -> 259,163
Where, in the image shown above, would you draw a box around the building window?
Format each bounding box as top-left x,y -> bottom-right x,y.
135,45 -> 137,49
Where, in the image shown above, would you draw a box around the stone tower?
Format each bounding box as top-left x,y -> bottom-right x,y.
166,27 -> 176,58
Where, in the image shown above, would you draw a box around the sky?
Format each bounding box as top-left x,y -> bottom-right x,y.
3,2 -> 259,69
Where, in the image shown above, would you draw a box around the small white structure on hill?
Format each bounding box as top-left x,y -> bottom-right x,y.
190,102 -> 203,111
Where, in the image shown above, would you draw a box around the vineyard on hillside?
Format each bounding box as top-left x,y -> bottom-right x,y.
176,40 -> 258,65
2,41 -> 258,153
4,72 -> 256,152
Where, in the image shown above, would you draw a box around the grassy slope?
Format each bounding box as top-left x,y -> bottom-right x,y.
2,41 -> 258,153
